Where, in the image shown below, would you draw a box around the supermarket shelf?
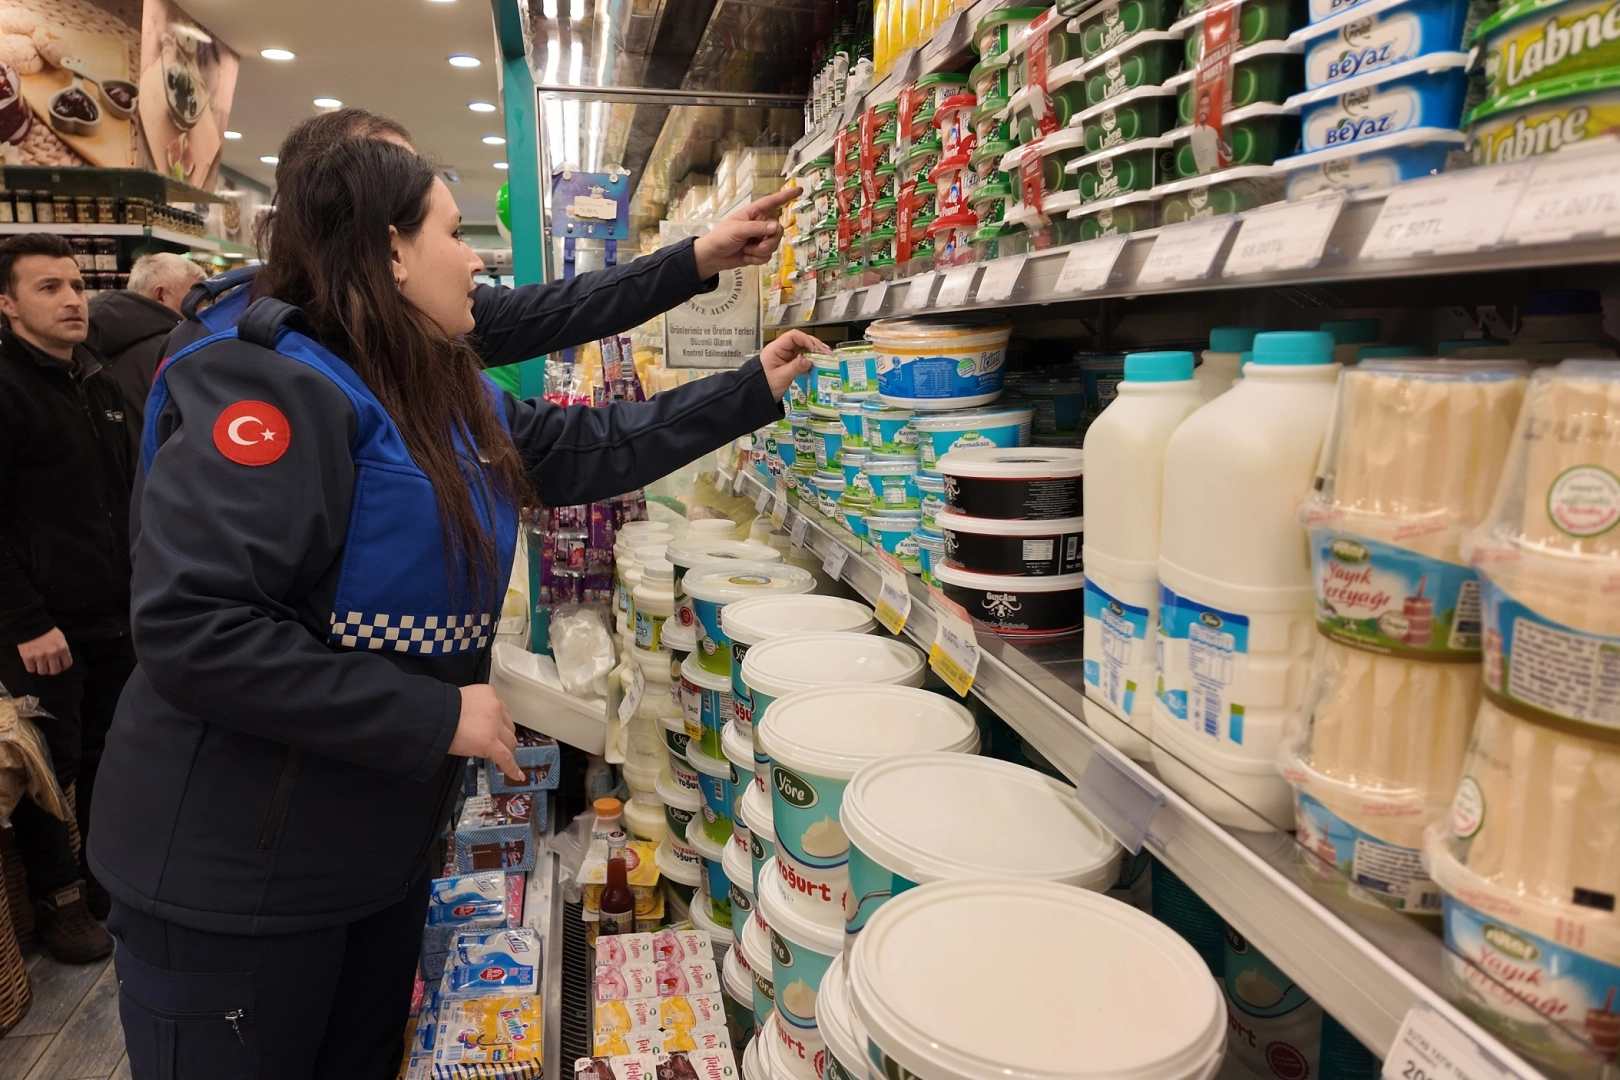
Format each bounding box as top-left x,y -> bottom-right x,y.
727,464 -> 1573,1080
540,804 -> 566,1080
0,220 -> 220,251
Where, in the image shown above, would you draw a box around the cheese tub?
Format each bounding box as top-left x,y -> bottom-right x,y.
869,315 -> 1015,411
1288,51 -> 1470,153
1176,0 -> 1305,68
1281,127 -> 1465,198
1069,190 -> 1164,241
1474,0 -> 1620,101
974,6 -> 1049,62
912,404 -> 1034,469
1076,0 -> 1180,59
940,510 -> 1086,576
938,445 -> 1084,520
1171,40 -> 1306,122
934,564 -> 1088,635
722,595 -> 875,731
1158,164 -> 1286,224
1008,59 -> 1091,144
1072,136 -> 1176,201
1081,30 -> 1185,106
1077,85 -> 1180,153
1168,104 -> 1302,178
1289,0 -> 1474,89
1468,65 -> 1620,165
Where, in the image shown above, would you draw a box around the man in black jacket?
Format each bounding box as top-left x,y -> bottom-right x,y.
0,233 -> 127,962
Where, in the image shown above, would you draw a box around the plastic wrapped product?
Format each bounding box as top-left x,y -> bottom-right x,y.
1158,164 -> 1286,224
1467,66 -> 1620,166
1281,127 -> 1465,198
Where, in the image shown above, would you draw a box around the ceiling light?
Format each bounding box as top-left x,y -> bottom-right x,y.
469,101 -> 497,113
313,97 -> 342,108
448,55 -> 481,68
260,155 -> 279,164
223,252 -> 242,258
542,0 -> 558,15
483,135 -> 506,145
494,161 -> 509,169
260,48 -> 295,61
223,129 -> 242,140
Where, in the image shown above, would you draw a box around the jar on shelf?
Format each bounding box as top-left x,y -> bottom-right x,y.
49,193 -> 69,224
93,238 -> 117,271
95,197 -> 116,225
68,236 -> 91,269
0,190 -> 13,224
122,197 -> 148,225
32,192 -> 53,224
12,189 -> 32,223
74,195 -> 95,225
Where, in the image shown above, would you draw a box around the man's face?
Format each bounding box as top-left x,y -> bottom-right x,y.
0,255 -> 87,352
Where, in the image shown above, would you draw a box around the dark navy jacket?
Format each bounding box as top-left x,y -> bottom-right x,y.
89,268 -> 782,936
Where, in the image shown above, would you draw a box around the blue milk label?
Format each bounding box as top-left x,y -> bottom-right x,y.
1157,586 -> 1251,745
845,842 -> 919,937
1479,577 -> 1620,731
1310,530 -> 1481,658
1295,791 -> 1441,913
1083,579 -> 1151,719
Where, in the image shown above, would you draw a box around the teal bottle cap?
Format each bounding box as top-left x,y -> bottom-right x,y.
1125,350 -> 1195,382
1208,326 -> 1263,354
1252,331 -> 1336,366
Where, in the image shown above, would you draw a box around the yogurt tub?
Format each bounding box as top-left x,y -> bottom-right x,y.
731,772 -> 753,862
940,510 -> 1085,577
1072,135 -> 1175,201
841,753 -> 1123,938
934,564 -> 1088,636
1070,190 -> 1164,241
809,353 -> 842,411
1013,377 -> 1086,438
915,527 -> 946,587
809,420 -> 845,472
927,213 -> 981,269
864,457 -> 921,510
913,404 -> 1035,469
762,1008 -> 817,1080
1289,0 -> 1473,90
836,399 -> 867,447
722,945 -> 757,1047
847,881 -> 1226,1080
1078,84 -> 1180,153
836,341 -> 878,396
1287,52 -> 1469,153
668,539 -> 783,610
1280,127 -> 1465,198
971,96 -> 1012,142
663,718 -> 702,793
838,496 -> 871,541
967,177 -> 1013,229
691,879 -> 735,961
939,445 -> 1084,520
860,398 -> 918,454
1474,0 -> 1620,101
1467,66 -> 1620,165
1082,30 -> 1185,106
724,829 -> 756,951
683,653 -> 736,762
867,513 -> 924,572
809,472 -> 846,519
916,473 -> 947,531
722,716 -> 757,786
869,315 -> 1015,411
758,862 -> 844,1080
816,955 -> 870,1080
741,779 -> 778,893
684,562 -> 817,677
624,796 -> 666,844
1158,164 -> 1286,223
935,93 -> 979,161
787,367 -> 813,412
1076,0 -> 1179,58
741,905 -> 777,1027
757,684 -> 978,928
690,739 -> 738,846
723,595 -> 878,729
839,446 -> 871,489
686,817 -> 734,929
656,835 -> 703,909
659,771 -> 705,867
969,57 -> 1010,102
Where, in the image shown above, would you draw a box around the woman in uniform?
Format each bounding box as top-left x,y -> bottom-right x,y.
90,136 -> 823,1079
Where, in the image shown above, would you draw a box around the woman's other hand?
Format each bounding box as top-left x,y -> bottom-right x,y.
451,684 -> 525,782
693,187 -> 802,278
761,329 -> 829,401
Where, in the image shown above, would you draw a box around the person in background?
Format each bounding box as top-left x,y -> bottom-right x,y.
0,233 -> 128,964
88,252 -> 207,454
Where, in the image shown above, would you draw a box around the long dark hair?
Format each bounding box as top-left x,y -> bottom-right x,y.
256,138 -> 530,608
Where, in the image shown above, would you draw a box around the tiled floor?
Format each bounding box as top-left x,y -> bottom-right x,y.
0,947 -> 128,1080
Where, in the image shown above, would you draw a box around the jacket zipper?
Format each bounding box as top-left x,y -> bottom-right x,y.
257,748 -> 302,850
118,980 -> 249,1043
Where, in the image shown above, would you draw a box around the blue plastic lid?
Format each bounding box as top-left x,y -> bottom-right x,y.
1356,345 -> 1428,362
1208,326 -> 1263,353
1252,331 -> 1336,366
1319,318 -> 1380,344
1125,350 -> 1195,382
1524,288 -> 1602,316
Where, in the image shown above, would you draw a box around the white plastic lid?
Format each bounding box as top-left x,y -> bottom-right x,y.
849,880 -> 1225,1080
617,521 -> 672,547
938,446 -> 1084,480
938,510 -> 1085,536
722,720 -> 756,777
683,562 -> 817,605
723,940 -> 752,1005
933,564 -> 1087,593
817,954 -> 869,1080
757,857 -> 844,956
741,905 -> 774,981
664,621 -> 697,652
666,539 -> 783,573
722,595 -> 877,646
687,743 -> 733,783
687,518 -> 741,538
655,838 -> 703,886
640,559 -> 676,584
660,711 -> 688,737
623,796 -> 666,842
741,777 -> 775,833
742,632 -> 927,702
841,753 -> 1121,889
656,771 -> 703,813
912,404 -> 1035,431
682,653 -> 735,693
685,814 -> 727,861
758,685 -> 978,780
723,831 -> 754,896
630,539 -> 670,563
628,645 -> 675,682
761,1012 -> 801,1080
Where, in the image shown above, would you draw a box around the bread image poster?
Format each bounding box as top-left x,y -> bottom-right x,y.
0,0 -> 235,186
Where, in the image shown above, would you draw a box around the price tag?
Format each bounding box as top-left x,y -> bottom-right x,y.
1222,193 -> 1345,277
975,255 -> 1027,302
1137,216 -> 1235,284
902,271 -> 938,310
764,303 -> 786,326
1361,165 -> 1532,260
1383,1005 -> 1513,1080
790,513 -> 810,549
831,289 -> 858,319
716,470 -> 734,497
875,553 -> 913,635
822,544 -> 849,581
935,265 -> 980,308
1055,235 -> 1129,293
861,281 -> 889,316
890,48 -> 920,84
770,495 -> 788,529
928,600 -> 981,697
798,277 -> 819,309
617,662 -> 645,725
754,488 -> 772,514
1502,144 -> 1620,246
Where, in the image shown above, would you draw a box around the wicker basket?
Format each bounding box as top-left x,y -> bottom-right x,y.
0,835 -> 32,1037
0,826 -> 29,941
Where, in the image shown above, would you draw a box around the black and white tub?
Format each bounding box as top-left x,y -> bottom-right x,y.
938,446 -> 1083,520
933,564 -> 1086,636
939,510 -> 1084,576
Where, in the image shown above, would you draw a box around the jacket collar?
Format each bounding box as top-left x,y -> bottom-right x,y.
1,325 -> 102,380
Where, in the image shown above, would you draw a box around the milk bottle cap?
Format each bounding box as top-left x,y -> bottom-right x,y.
1125,351 -> 1195,382
1253,330 -> 1335,366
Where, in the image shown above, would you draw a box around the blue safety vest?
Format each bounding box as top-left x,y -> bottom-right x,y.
144,315 -> 518,657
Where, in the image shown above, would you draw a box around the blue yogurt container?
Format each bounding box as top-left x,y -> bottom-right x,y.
865,456 -> 922,511
1290,0 -> 1473,90
912,404 -> 1035,469
861,397 -> 919,454
868,512 -> 923,571
1289,52 -> 1470,152
1280,126 -> 1466,198
868,315 -> 1015,411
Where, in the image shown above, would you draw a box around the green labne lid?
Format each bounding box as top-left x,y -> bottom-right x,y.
969,178 -> 1016,202
976,6 -> 1050,32
969,59 -> 1011,85
970,138 -> 1017,167
873,98 -> 900,114
1466,64 -> 1620,125
973,96 -> 1012,124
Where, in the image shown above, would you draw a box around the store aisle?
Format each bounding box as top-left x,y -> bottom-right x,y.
0,948 -> 127,1080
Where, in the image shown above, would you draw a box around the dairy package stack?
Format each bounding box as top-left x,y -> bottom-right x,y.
406,903 -> 542,1079
584,929 -> 739,1080
1422,360 -> 1620,1074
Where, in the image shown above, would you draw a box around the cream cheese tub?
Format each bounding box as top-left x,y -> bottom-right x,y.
758,685 -> 979,929
741,907 -> 776,1027
868,316 -> 1015,411
659,773 -> 705,869
684,562 -> 816,678
817,954 -> 871,1080
934,564 -> 1087,636
742,633 -> 930,796
841,754 -> 1122,939
1474,0 -> 1620,101
758,861 -> 843,1080
939,509 -> 1085,576
848,880 -> 1227,1080
690,739 -> 738,846
1289,0 -> 1473,90
724,828 -> 757,952
939,446 -> 1084,520
684,654 -> 737,763
742,779 -> 777,895
687,816 -> 734,930
722,596 -> 877,729
912,405 -> 1034,469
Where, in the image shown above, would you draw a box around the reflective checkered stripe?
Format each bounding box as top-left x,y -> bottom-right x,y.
328,612 -> 493,654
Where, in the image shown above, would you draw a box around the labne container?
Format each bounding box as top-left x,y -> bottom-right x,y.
1083,30 -> 1186,105
841,754 -> 1122,940
939,445 -> 1084,519
868,315 -> 1015,411
1170,39 -> 1306,121
1158,164 -> 1287,223
1467,66 -> 1620,165
1168,103 -> 1302,177
940,510 -> 1085,576
933,564 -> 1088,636
1071,190 -> 1165,241
1077,0 -> 1180,58
721,595 -> 876,730
1078,85 -> 1181,153
683,562 -> 817,677
1073,135 -> 1176,200
1175,0 -> 1305,67
758,860 -> 845,1080
1473,0 -> 1620,101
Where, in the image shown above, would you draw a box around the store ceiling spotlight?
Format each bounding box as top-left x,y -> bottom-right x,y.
494,162 -> 509,170
483,135 -> 505,145
223,129 -> 242,140
448,55 -> 481,68
260,48 -> 295,61
260,155 -> 279,164
313,97 -> 342,108
469,101 -> 497,113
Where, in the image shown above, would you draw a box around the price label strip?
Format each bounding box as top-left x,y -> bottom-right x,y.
935,265 -> 980,308
754,488 -> 773,514
861,281 -> 889,316
1223,193 -> 1345,277
1361,165 -> 1533,260
770,495 -> 789,529
875,553 -> 913,635
1502,144 -> 1620,246
830,288 -> 858,319
975,254 -> 1027,302
822,543 -> 850,581
928,598 -> 982,697
764,303 -> 786,326
1055,234 -> 1130,293
1137,216 -> 1235,284
798,277 -> 819,309
902,271 -> 939,310
1383,1005 -> 1514,1080
790,512 -> 810,549
617,662 -> 645,726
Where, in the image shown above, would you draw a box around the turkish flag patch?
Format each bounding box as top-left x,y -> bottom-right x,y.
212,400 -> 291,466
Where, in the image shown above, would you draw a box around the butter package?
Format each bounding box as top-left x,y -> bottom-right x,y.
594,997 -> 661,1035
654,959 -> 720,998
596,933 -> 657,967
443,930 -> 541,999
432,995 -> 542,1078
658,994 -> 727,1032
651,928 -> 711,963
593,1030 -> 665,1056
574,1055 -> 660,1080
596,960 -> 660,1001
424,873 -> 507,958
661,1027 -> 731,1054
488,730 -> 562,794
455,794 -> 540,874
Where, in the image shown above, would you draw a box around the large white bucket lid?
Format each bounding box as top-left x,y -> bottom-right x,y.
758,686 -> 978,781
684,562 -> 816,605
817,954 -> 870,1080
741,777 -> 775,833
849,880 -> 1225,1080
724,939 -> 753,1005
741,904 -> 775,980
743,633 -> 925,702
841,753 -> 1121,891
656,771 -> 703,813
756,857 -> 844,958
722,595 -> 877,647
666,538 -> 781,572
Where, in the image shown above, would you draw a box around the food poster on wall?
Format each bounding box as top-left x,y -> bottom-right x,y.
660,218 -> 759,370
0,0 -> 144,167
206,170 -> 266,249
137,0 -> 236,189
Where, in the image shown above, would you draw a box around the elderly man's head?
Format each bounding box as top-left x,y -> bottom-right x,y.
127,253 -> 207,314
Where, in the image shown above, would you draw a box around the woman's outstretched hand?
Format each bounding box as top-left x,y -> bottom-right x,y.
761,329 -> 829,402
451,684 -> 525,783
693,187 -> 802,278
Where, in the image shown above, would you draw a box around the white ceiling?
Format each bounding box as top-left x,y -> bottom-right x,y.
181,0 -> 512,224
